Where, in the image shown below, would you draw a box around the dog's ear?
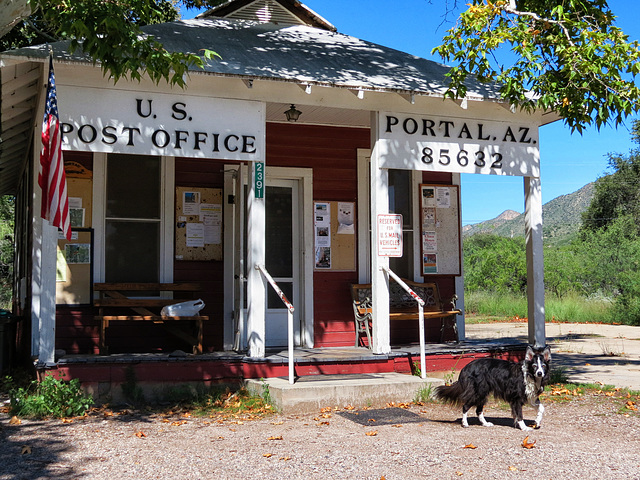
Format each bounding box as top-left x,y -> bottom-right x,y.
525,345 -> 534,362
542,345 -> 551,362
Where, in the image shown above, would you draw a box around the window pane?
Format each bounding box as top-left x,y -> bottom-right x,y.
389,170 -> 413,278
265,186 -> 293,278
389,169 -> 412,227
106,154 -> 161,219
105,221 -> 160,283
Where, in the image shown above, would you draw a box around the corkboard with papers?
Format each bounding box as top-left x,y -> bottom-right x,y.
175,186 -> 223,261
314,201 -> 356,271
419,184 -> 461,276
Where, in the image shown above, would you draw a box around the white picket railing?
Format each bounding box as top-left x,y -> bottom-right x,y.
381,267 -> 427,379
255,264 -> 295,384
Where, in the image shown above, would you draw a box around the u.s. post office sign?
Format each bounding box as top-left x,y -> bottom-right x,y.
57,86 -> 265,161
377,112 -> 540,177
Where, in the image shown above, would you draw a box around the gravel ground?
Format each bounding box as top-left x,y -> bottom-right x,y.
2,391 -> 639,480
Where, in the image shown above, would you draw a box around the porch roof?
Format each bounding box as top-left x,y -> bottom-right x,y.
0,17 -> 505,196
4,18 -> 500,100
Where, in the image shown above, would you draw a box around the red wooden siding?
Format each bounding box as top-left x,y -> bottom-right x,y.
54,124 -> 460,354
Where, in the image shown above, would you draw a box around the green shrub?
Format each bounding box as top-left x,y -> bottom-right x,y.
9,374 -> 93,419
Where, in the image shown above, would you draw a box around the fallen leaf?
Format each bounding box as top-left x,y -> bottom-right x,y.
316,421 -> 330,426
263,453 -> 273,458
9,416 -> 21,425
171,420 -> 188,426
456,472 -> 464,476
271,421 -> 284,425
365,430 -> 378,436
392,424 -> 403,428
20,445 -> 32,455
522,436 -> 536,449
344,404 -> 355,410
320,407 -> 332,413
103,411 -> 113,418
625,401 -> 638,411
463,443 -> 477,449
368,419 -> 377,423
268,435 -> 283,441
508,466 -> 518,472
279,456 -> 291,461
585,363 -> 591,366
135,431 -> 147,438
61,418 -> 74,424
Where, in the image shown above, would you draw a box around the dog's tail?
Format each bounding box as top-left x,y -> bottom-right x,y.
434,381 -> 465,405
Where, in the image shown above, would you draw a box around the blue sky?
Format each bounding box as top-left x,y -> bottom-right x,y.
182,0 -> 640,225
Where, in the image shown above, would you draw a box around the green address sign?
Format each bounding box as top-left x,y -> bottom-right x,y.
254,161 -> 264,199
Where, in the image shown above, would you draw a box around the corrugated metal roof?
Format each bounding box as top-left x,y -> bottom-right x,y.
4,18 -> 499,99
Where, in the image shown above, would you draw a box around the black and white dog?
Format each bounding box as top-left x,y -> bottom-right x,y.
435,345 -> 551,431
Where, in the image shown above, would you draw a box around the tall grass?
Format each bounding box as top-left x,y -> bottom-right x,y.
465,291 -> 613,324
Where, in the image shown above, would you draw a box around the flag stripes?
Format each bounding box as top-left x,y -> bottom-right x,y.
39,54 -> 71,240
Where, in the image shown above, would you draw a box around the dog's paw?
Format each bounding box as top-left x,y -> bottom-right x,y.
517,420 -> 533,431
481,421 -> 494,427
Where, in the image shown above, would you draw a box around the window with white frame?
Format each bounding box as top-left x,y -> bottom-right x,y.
94,153 -> 174,283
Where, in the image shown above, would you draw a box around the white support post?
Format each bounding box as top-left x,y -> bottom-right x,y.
370,112 -> 391,354
453,173 -> 465,341
247,161 -> 266,358
30,124 -> 57,364
39,223 -> 57,365
524,176 -> 546,347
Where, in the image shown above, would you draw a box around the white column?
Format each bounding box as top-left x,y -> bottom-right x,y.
247,161 -> 266,357
524,176 -> 546,347
370,112 -> 390,354
452,173 -> 465,341
31,147 -> 57,364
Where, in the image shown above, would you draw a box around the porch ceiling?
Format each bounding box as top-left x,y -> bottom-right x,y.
0,61 -> 41,196
266,102 -> 370,127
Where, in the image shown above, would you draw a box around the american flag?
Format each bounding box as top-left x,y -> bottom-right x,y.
39,54 -> 71,240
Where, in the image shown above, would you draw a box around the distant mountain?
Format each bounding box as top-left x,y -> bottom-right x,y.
463,183 -> 595,245
462,209 -> 520,237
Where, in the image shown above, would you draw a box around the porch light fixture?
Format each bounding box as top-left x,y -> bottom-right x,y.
284,104 -> 302,122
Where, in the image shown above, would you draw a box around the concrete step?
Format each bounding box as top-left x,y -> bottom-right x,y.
245,373 -> 444,414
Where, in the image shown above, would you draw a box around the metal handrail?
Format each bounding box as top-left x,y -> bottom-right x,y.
255,264 -> 295,384
381,267 -> 427,379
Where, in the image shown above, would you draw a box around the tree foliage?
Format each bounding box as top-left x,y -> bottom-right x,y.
581,119 -> 640,234
434,0 -> 640,132
463,234 -> 528,294
2,1 -> 223,87
0,196 -> 15,309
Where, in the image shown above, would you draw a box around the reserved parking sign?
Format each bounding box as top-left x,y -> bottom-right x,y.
377,214 -> 403,257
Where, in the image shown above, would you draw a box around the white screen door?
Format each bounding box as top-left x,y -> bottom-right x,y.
263,179 -> 301,346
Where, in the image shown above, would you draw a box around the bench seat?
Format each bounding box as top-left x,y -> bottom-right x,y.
351,279 -> 461,348
94,283 -> 208,355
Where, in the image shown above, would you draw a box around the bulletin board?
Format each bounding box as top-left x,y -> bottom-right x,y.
56,228 -> 94,305
419,184 -> 461,276
175,186 -> 223,261
314,201 -> 356,271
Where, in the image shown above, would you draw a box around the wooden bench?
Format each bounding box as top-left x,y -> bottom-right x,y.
351,279 -> 461,348
94,282 -> 208,355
